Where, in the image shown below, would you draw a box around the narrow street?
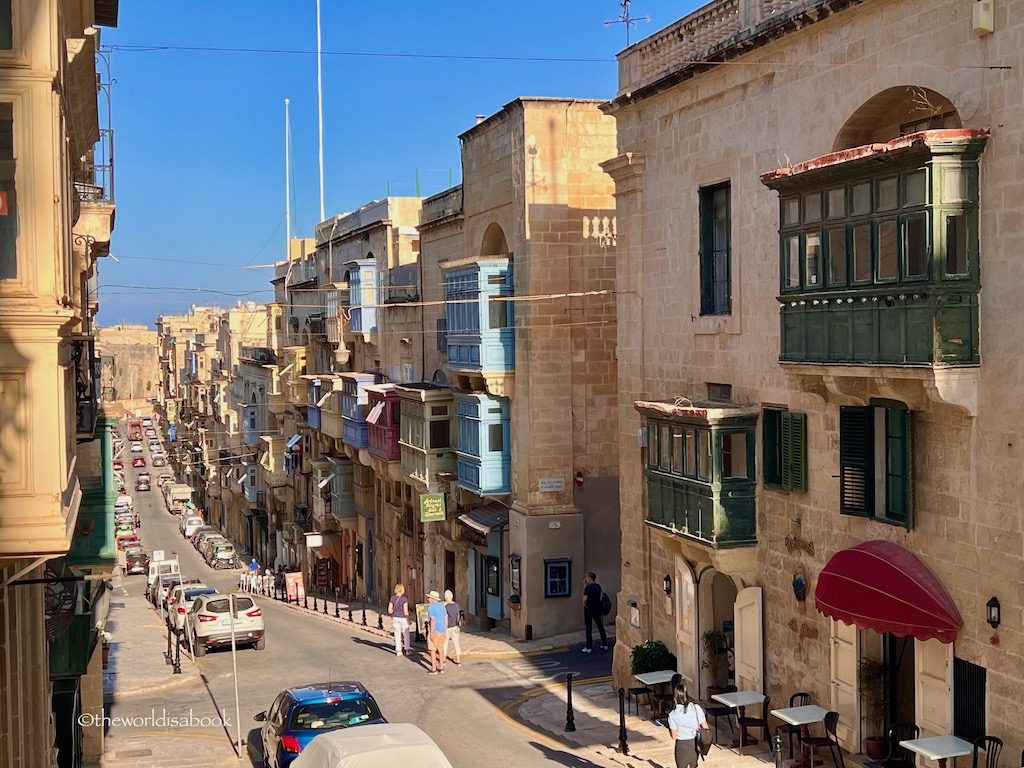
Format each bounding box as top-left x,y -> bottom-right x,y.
103,451 -> 613,767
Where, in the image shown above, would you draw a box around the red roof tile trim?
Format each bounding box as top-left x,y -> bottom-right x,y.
760,128 -> 990,183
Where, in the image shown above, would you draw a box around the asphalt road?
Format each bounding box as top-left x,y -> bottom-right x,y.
113,425 -> 612,767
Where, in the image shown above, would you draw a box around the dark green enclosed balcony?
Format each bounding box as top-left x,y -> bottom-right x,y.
762,129 -> 988,367
638,400 -> 759,549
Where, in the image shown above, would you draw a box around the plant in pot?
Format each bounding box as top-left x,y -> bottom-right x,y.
630,639 -> 675,676
859,657 -> 888,759
702,629 -> 729,697
507,594 -> 521,612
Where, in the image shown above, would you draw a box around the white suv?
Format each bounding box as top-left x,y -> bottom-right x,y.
180,515 -> 205,538
188,593 -> 265,655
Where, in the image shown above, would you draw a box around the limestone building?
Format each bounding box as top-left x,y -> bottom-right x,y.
603,0 -> 1023,758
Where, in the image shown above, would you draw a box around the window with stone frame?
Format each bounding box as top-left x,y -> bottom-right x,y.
0,102 -> 17,279
699,182 -> 731,315
839,402 -> 912,527
762,408 -> 807,492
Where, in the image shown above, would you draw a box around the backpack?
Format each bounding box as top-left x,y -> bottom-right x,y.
599,592 -> 612,616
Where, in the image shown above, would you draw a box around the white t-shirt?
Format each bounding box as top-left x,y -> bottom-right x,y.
668,703 -> 706,741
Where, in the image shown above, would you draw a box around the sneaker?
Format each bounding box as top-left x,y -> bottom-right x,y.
429,670 -> 438,675
600,645 -> 609,650
439,668 -> 445,674
582,648 -> 592,654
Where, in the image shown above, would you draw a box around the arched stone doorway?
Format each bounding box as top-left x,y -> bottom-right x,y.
833,86 -> 961,151
480,222 -> 508,257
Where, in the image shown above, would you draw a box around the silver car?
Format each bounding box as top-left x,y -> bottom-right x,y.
166,583 -> 218,633
188,594 -> 265,655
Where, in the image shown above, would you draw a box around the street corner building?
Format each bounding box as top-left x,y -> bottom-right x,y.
0,1 -> 121,767
602,0 -> 1024,761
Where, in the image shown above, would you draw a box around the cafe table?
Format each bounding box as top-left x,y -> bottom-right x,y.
899,735 -> 974,768
771,705 -> 829,768
711,690 -> 766,754
633,670 -> 691,719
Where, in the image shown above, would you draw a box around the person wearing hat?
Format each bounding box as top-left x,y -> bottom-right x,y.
426,590 -> 448,674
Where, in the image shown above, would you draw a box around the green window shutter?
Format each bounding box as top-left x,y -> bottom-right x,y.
763,409 -> 782,487
839,406 -> 873,516
783,411 -> 807,492
885,408 -> 912,526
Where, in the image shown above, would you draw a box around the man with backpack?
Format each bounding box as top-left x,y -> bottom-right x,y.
582,571 -> 609,652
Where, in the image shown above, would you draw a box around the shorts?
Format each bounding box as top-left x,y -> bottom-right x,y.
428,631 -> 445,649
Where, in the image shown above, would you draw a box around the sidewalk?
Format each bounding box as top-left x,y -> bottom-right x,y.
257,585 -> 598,658
515,680 -> 873,768
99,574 -> 239,767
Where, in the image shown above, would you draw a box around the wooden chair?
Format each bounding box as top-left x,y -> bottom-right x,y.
704,685 -> 737,743
971,735 -> 1002,768
774,692 -> 811,759
879,722 -> 919,768
803,710 -> 845,768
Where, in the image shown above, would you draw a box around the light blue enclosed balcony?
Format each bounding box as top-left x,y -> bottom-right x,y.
340,372 -> 380,449
443,258 -> 514,379
454,392 -> 510,496
346,259 -> 378,340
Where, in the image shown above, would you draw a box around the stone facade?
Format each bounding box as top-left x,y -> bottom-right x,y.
96,324 -> 160,407
604,0 -> 1024,758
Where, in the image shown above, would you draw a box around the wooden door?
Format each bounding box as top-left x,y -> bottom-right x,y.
915,638 -> 952,737
674,557 -> 698,687
830,620 -> 861,751
733,586 -> 763,692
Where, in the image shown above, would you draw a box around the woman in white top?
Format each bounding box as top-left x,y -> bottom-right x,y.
667,684 -> 710,768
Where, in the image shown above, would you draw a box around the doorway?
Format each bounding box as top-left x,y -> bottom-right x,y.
886,633 -> 916,727
444,549 -> 456,594
698,569 -> 738,696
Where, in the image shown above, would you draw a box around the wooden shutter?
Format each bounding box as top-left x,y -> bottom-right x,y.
782,411 -> 807,492
762,409 -> 782,487
885,408 -> 912,527
839,406 -> 873,515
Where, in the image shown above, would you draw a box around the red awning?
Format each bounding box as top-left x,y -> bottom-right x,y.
814,540 -> 961,644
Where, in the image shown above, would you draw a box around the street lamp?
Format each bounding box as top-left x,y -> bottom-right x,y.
986,596 -> 1001,629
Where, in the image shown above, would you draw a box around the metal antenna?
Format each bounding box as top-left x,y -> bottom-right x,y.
604,0 -> 650,46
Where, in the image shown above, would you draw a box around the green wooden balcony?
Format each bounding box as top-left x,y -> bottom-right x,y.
646,471 -> 756,548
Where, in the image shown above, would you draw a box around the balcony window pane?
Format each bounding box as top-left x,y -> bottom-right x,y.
851,182 -> 871,216
697,430 -> 710,481
826,187 -> 845,219
903,170 -> 926,206
0,2 -> 9,49
804,192 -> 822,223
904,214 -> 928,278
945,214 -> 969,275
430,405 -> 448,417
877,220 -> 898,281
488,297 -> 509,329
804,233 -> 822,288
827,228 -> 847,286
784,236 -> 800,289
647,424 -> 658,467
0,102 -> 16,279
684,428 -> 696,478
942,167 -> 969,203
877,177 -> 898,211
488,423 -> 504,453
722,432 -> 749,480
671,427 -> 683,475
852,224 -> 872,283
659,424 -> 670,470
783,198 -> 800,226
428,419 -> 449,450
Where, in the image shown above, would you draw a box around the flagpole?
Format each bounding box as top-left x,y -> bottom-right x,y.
316,0 -> 326,222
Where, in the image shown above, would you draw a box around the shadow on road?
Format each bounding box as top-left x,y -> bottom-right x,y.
529,740 -> 606,766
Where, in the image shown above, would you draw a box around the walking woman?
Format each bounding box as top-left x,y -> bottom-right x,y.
667,684 -> 709,768
388,583 -> 411,657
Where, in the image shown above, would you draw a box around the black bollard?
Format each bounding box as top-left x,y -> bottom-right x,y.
334,588 -> 340,618
564,673 -> 576,732
322,590 -> 328,615
348,605 -> 354,622
617,687 -> 629,755
313,592 -> 318,612
361,598 -> 367,627
172,630 -> 182,674
303,591 -> 309,610
773,735 -> 784,768
164,624 -> 172,665
376,607 -> 383,631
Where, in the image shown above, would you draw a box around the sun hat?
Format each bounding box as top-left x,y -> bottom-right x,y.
427,590 -> 441,601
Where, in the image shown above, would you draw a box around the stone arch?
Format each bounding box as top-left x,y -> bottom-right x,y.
833,86 -> 961,151
431,368 -> 450,386
480,222 -> 508,257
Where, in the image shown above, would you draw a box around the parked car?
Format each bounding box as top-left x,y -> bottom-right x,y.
114,495 -> 133,512
188,594 -> 264,656
149,573 -> 182,608
207,542 -> 237,569
289,724 -> 451,768
113,459 -> 124,471
192,529 -> 222,551
132,456 -> 146,468
180,515 -> 206,538
198,535 -> 227,560
125,549 -> 150,575
158,474 -> 175,488
130,442 -> 143,453
117,533 -> 141,551
142,417 -> 153,428
255,683 -> 387,768
152,455 -> 167,467
136,478 -> 151,492
166,583 -> 218,633
145,428 -> 157,439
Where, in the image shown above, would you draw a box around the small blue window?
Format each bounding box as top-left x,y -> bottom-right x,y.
544,559 -> 572,598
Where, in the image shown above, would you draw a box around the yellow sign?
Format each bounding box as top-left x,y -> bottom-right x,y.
419,493 -> 446,522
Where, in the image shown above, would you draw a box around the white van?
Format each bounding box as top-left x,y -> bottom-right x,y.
145,557 -> 180,594
181,516 -> 205,538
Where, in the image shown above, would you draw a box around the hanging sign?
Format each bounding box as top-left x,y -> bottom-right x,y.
419,492 -> 446,523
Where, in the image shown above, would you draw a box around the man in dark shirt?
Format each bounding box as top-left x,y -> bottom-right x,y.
582,571 -> 608,652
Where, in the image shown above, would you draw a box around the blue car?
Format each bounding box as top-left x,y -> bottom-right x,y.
255,682 -> 386,767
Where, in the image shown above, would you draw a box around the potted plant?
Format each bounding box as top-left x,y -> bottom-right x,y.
507,594 -> 521,613
702,629 -> 729,696
630,639 -> 675,676
859,657 -> 888,759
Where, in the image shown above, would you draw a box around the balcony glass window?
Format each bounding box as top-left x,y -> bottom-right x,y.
721,432 -> 749,480
428,419 -> 449,450
0,103 -> 16,279
827,229 -> 847,287
488,423 -> 504,453
804,233 -> 822,288
944,214 -> 969,276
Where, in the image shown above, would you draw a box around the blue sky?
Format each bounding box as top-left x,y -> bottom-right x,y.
96,1 -> 698,326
